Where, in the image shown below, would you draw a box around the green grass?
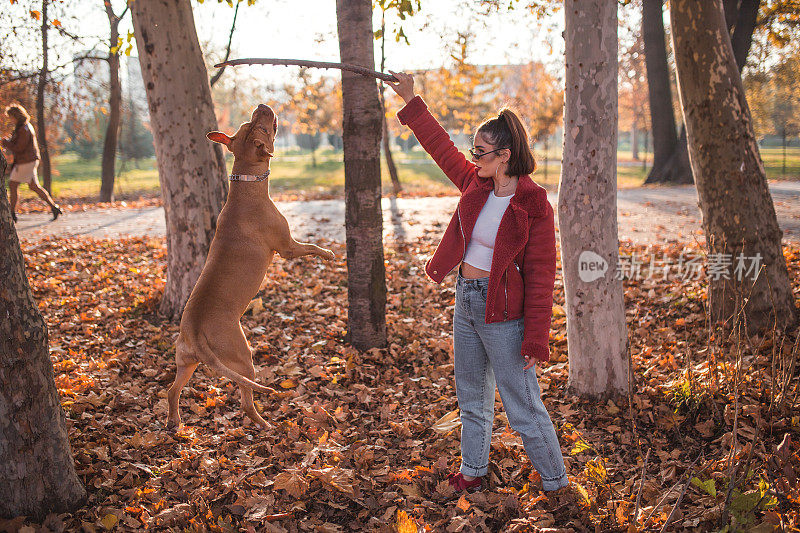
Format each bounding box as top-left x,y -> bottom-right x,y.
14,145 -> 800,201
759,147 -> 800,179
46,153 -> 161,198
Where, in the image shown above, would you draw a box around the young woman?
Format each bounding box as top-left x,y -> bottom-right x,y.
388,71 -> 570,495
2,103 -> 62,222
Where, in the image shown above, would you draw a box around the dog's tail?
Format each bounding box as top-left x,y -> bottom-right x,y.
190,332 -> 277,395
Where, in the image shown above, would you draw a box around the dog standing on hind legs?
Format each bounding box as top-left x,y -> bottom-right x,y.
167,104 -> 335,430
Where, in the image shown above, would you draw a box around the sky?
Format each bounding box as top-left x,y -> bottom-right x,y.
6,0 -> 566,89
191,0 -> 564,75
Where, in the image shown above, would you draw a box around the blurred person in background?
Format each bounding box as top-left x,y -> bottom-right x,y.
2,103 -> 62,222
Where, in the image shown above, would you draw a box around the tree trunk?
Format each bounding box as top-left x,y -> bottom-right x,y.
631,120 -> 639,160
336,0 -> 387,350
100,4 -> 123,203
559,0 -> 628,396
543,135 -> 549,182
131,0 -> 228,319
670,0 -> 799,333
652,124 -> 694,185
782,127 -> 787,177
382,113 -> 401,195
0,151 -> 86,519
723,0 -> 740,31
378,14 -> 401,196
731,0 -> 759,71
642,0 -> 694,185
642,0 -> 676,171
36,0 -> 52,193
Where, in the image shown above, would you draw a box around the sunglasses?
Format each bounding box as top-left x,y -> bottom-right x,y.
469,146 -> 508,160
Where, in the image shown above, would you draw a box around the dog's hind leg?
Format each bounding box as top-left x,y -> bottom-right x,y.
222,324 -> 273,430
240,379 -> 272,430
167,341 -> 199,429
228,358 -> 272,430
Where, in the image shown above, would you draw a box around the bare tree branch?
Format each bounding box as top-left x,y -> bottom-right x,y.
73,54 -> 108,62
216,57 -> 398,82
0,71 -> 40,87
209,0 -> 240,87
0,53 -> 104,88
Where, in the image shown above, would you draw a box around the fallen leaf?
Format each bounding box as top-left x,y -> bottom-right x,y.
431,409 -> 461,434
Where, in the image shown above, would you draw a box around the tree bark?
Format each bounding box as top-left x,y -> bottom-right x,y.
381,104 -> 401,196
100,1 -> 124,203
336,0 -> 387,350
559,0 -> 628,396
543,136 -> 549,182
650,124 -> 694,185
723,0 -> 740,31
631,120 -> 639,160
641,0 -> 693,184
670,0 -> 798,333
731,0 -> 760,71
642,0 -> 676,170
36,0 -> 52,193
782,128 -> 787,177
378,13 -> 401,196
0,151 -> 86,519
131,0 -> 228,319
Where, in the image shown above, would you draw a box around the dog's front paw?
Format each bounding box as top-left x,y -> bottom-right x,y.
320,249 -> 335,261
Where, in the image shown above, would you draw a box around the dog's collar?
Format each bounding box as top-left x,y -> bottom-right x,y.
229,170 -> 270,182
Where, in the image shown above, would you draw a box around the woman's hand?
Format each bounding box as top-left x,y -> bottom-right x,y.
387,70 -> 415,104
523,355 -> 535,370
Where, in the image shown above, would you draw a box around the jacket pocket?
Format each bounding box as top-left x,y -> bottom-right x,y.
507,262 -> 525,315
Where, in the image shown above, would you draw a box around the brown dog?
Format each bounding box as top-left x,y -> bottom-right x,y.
167,104 -> 335,429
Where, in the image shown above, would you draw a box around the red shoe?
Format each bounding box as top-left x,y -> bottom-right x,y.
448,472 -> 482,492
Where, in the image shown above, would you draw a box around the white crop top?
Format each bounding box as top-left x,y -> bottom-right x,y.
463,191 -> 514,271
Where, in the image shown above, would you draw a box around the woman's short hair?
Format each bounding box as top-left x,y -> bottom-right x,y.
5,103 -> 30,123
476,108 -> 536,176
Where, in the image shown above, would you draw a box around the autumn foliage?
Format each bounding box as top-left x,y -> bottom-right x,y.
1,234 -> 798,531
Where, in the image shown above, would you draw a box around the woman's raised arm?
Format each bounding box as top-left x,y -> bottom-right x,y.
387,71 -> 477,192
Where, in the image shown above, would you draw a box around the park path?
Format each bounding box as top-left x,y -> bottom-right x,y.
14,181 -> 800,245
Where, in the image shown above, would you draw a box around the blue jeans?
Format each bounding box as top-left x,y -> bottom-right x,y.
453,272 -> 568,491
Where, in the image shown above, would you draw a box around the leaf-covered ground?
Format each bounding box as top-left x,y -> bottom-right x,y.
13,187 -> 460,215
4,236 -> 800,532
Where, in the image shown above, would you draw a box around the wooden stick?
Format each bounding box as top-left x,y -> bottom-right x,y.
633,448 -> 651,526
641,452 -> 703,530
659,468 -> 695,533
214,58 -> 399,82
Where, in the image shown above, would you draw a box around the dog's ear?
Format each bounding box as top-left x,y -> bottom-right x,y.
207,131 -> 233,151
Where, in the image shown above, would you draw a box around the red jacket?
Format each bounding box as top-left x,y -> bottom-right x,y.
397,95 -> 556,362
